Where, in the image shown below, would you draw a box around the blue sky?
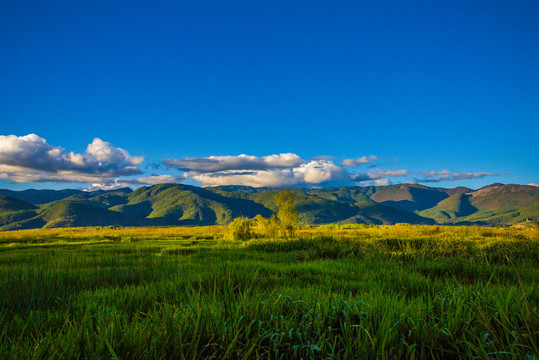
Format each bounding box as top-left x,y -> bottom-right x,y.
1,1 -> 538,190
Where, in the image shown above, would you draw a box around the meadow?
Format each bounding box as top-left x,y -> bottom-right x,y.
0,225 -> 537,359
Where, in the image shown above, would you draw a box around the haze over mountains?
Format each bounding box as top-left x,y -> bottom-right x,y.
0,183 -> 537,231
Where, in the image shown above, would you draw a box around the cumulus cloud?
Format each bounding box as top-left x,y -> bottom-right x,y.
417,170 -> 498,183
350,169 -> 408,185
529,183 -> 539,187
350,169 -> 408,181
85,174 -> 185,191
84,181 -> 131,192
341,155 -> 378,167
189,160 -> 349,187
296,160 -> 349,184
0,134 -> 143,184
164,153 -> 304,172
164,153 -> 351,187
2,140 -> 503,190
164,152 -> 418,187
369,178 -> 390,186
86,138 -> 144,166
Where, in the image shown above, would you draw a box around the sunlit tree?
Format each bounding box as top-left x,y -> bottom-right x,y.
255,214 -> 279,238
274,189 -> 298,237
228,216 -> 253,241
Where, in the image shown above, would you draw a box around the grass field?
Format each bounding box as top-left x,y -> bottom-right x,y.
0,225 -> 538,359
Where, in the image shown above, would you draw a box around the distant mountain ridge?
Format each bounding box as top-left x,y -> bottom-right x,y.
0,183 -> 537,230
0,187 -> 133,205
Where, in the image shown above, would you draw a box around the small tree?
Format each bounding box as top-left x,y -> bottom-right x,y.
228,217 -> 253,241
274,189 -> 299,237
255,214 -> 279,238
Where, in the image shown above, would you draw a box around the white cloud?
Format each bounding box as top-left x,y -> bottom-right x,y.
134,174 -> 181,185
85,181 -> 130,192
85,174 -> 185,191
295,160 -> 349,184
349,169 -> 408,186
350,169 -> 408,182
0,134 -> 143,184
1,140 -> 504,190
86,138 -> 144,165
164,153 -> 304,172
374,169 -> 408,177
191,169 -> 294,187
164,153 -> 352,187
369,178 -> 390,186
189,160 -> 349,187
341,155 -> 378,167
417,170 -> 498,183
528,183 -> 539,187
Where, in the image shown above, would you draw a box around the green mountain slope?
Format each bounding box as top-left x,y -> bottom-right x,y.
41,192 -> 130,210
2,202 -> 148,230
212,188 -> 364,224
0,188 -> 132,205
344,202 -> 435,225
0,195 -> 37,212
369,184 -> 449,212
208,187 -> 431,225
126,184 -> 273,225
294,196 -> 359,224
0,210 -> 38,227
470,184 -> 539,210
420,184 -> 539,225
419,193 -> 477,220
0,195 -> 39,227
0,183 -> 537,230
0,189 -> 84,205
296,187 -> 375,204
110,201 -> 154,218
455,204 -> 539,226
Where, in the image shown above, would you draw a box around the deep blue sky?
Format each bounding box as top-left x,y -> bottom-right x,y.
1,1 -> 538,190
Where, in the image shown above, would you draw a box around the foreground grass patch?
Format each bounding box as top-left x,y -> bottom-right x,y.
0,225 -> 537,359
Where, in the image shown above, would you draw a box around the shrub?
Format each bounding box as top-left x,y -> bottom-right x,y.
255,214 -> 280,238
228,217 -> 253,241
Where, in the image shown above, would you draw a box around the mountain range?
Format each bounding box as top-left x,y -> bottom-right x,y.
0,183 -> 537,230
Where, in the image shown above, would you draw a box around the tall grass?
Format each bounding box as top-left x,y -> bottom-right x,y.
0,225 -> 537,359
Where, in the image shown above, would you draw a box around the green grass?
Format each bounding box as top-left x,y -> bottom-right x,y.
0,225 -> 538,359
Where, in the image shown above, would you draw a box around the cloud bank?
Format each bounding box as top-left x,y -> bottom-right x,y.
164,153 -> 501,188
86,174 -> 186,191
163,153 -> 304,172
350,169 -> 409,186
0,135 -> 502,189
0,134 -> 144,185
177,159 -> 349,187
341,155 -> 378,167
164,154 -> 351,187
416,170 -> 499,183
